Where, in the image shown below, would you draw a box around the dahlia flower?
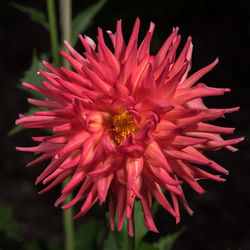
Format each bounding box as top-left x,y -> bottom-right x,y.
16,18 -> 242,235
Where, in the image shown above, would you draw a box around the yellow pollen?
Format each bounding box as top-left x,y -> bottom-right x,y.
112,112 -> 136,143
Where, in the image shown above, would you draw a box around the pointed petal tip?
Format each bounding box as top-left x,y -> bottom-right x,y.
128,231 -> 134,237
175,216 -> 181,224
73,212 -> 82,220
61,204 -> 69,210
173,26 -> 179,32
135,17 -> 140,22
218,176 -> 227,182
38,188 -> 47,195
42,60 -> 49,66
199,189 -> 207,195
63,40 -> 69,45
16,146 -> 24,151
240,136 -> 245,142
147,224 -> 159,233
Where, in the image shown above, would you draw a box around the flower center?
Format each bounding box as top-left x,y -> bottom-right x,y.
112,111 -> 136,143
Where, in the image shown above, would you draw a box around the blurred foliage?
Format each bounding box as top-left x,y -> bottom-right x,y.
74,219 -> 105,250
104,212 -> 128,250
8,52 -> 48,136
18,51 -> 48,99
10,2 -> 49,30
0,200 -> 185,250
134,201 -> 148,250
104,200 -> 185,250
138,242 -> 158,250
153,226 -> 186,250
0,202 -> 20,241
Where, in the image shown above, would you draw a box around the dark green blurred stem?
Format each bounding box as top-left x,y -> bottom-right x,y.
47,0 -> 74,249
62,181 -> 74,250
128,217 -> 135,250
59,1 -> 74,250
46,0 -> 60,67
60,0 -> 72,69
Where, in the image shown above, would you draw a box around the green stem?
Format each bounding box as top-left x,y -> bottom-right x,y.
47,1 -> 74,250
59,1 -> 74,250
46,0 -> 60,67
60,0 -> 72,69
62,178 -> 74,250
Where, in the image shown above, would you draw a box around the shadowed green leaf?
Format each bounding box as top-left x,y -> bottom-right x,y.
24,240 -> 62,250
105,211 -> 128,250
24,241 -> 42,250
8,124 -> 23,137
138,241 -> 158,250
75,219 -> 105,250
134,200 -> 149,250
103,232 -> 119,250
0,202 -> 20,241
71,0 -> 108,47
10,2 -> 49,30
8,51 -> 49,136
153,226 -> 186,250
18,51 -> 49,100
114,216 -> 128,250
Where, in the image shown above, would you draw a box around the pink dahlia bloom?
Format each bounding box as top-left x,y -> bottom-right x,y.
16,18 -> 242,235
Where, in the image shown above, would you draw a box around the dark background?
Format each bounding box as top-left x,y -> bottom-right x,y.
1,0 -> 249,249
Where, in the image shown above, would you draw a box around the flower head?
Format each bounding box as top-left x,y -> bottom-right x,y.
16,18 -> 243,235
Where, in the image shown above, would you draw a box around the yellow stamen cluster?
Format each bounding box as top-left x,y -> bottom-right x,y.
112,111 -> 136,143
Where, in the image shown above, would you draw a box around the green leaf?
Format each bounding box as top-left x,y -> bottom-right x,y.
114,217 -> 128,250
153,226 -> 186,250
75,219 -> 105,250
24,241 -> 42,250
46,243 -> 62,250
18,50 -> 49,100
138,241 -> 158,250
103,232 -> 119,250
105,211 -> 128,250
8,124 -> 23,137
0,202 -> 20,241
24,240 -> 62,250
8,51 -> 49,136
10,2 -> 49,30
134,200 -> 149,250
71,0 -> 108,47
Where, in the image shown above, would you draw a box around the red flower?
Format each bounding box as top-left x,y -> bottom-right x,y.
16,18 -> 243,235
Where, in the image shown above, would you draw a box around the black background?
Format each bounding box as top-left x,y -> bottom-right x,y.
1,0 -> 249,249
